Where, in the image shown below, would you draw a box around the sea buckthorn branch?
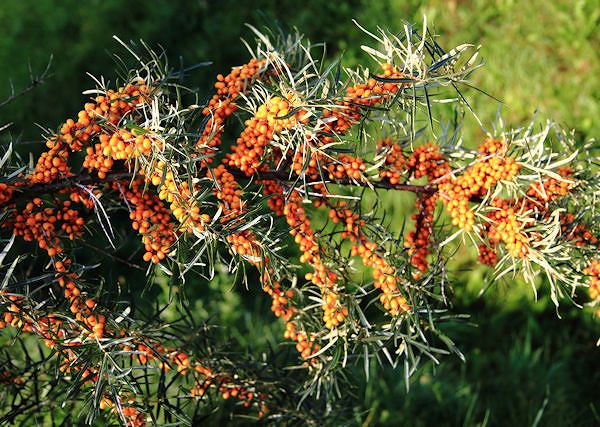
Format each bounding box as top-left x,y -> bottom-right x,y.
314,194 -> 454,369
112,179 -> 177,264
437,138 -> 521,233
4,171 -> 134,203
240,168 -> 437,194
207,52 -> 446,338
200,32 -> 597,382
404,193 -> 438,277
475,166 -> 576,266
219,87 -> 441,356
205,46 -> 466,340
2,163 -> 437,209
200,52 -> 448,351
0,49 -> 312,425
321,196 -> 411,318
1,22 -> 599,426
0,280 -> 289,425
433,123 -> 600,307
206,171 -> 322,360
401,143 -> 451,276
0,56 -> 52,111
0,198 -> 286,421
292,125 -> 596,313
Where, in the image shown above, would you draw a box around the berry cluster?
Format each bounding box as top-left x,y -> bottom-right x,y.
402,144 -> 450,274
406,143 -> 450,181
262,277 -> 320,360
284,190 -> 347,329
290,143 -> 320,179
84,129 -> 161,177
54,81 -> 211,235
477,167 -> 577,266
326,201 -> 410,316
0,294 -> 31,332
328,201 -> 365,242
524,167 -> 573,211
477,243 -> 498,266
321,64 -> 404,141
262,180 -> 285,216
226,95 -> 302,176
113,179 -> 177,264
131,345 -> 265,411
439,139 -> 520,231
377,137 -> 405,184
75,82 -> 151,179
351,241 -> 410,315
0,183 -> 13,205
99,397 -> 146,427
26,83 -> 148,186
485,198 -> 530,258
404,194 -> 437,275
11,197 -> 86,258
237,233 -> 321,360
326,154 -> 366,181
196,58 -> 266,162
30,144 -> 72,184
28,78 -> 205,245
141,160 -> 207,233
1,257 -> 107,399
211,164 -> 246,220
55,258 -> 105,339
561,214 -> 599,247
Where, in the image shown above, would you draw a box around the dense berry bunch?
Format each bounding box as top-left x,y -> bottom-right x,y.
196,58 -> 266,162
11,197 -> 86,257
226,95 -> 304,176
113,179 -> 176,263
284,190 -> 347,329
439,139 -> 520,231
327,154 -> 367,181
485,198 -> 530,258
525,167 -> 573,210
404,194 -> 437,275
377,137 -> 405,184
406,143 -> 450,181
477,243 -> 498,266
351,241 -> 410,315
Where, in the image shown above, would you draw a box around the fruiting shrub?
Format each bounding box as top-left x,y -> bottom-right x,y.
0,23 -> 598,425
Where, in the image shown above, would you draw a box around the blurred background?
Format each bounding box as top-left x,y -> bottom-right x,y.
0,0 -> 598,425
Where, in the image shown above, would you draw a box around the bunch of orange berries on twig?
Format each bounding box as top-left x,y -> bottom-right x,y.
1,24 -> 599,426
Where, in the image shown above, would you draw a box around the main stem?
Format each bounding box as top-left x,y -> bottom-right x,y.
5,166 -> 436,205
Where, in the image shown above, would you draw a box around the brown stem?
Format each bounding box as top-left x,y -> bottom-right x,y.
6,171 -> 135,204
4,167 -> 436,206
232,169 -> 438,194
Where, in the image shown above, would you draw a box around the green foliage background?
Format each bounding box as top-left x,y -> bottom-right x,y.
0,0 -> 598,425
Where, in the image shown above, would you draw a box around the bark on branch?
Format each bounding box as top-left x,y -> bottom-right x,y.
5,167 -> 437,205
